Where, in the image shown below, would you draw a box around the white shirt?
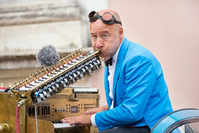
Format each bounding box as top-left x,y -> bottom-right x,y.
108,45 -> 121,109
91,39 -> 123,127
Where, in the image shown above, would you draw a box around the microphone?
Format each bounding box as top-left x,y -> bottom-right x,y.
36,45 -> 60,67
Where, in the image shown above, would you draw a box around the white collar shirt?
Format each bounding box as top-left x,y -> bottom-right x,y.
108,42 -> 122,109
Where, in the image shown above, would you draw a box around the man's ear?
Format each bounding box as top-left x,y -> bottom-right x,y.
119,26 -> 124,39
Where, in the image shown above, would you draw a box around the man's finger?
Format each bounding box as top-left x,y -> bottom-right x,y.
61,116 -> 75,121
61,119 -> 70,123
84,111 -> 90,115
84,109 -> 96,115
61,117 -> 74,123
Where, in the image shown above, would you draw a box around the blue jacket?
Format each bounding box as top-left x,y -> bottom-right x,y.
95,37 -> 173,131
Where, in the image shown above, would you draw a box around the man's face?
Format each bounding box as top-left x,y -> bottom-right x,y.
90,19 -> 123,61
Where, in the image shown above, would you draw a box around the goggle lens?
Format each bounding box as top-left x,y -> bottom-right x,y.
88,11 -> 98,22
102,12 -> 112,22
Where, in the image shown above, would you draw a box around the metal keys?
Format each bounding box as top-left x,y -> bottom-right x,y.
11,49 -> 101,104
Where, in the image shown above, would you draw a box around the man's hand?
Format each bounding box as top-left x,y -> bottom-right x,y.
61,105 -> 108,126
84,105 -> 109,115
61,114 -> 92,125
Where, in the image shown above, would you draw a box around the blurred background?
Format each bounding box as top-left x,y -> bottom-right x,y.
0,0 -> 198,110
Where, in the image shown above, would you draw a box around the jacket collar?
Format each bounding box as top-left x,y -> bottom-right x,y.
113,37 -> 128,98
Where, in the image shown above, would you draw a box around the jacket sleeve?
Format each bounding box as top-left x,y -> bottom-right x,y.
95,56 -> 156,131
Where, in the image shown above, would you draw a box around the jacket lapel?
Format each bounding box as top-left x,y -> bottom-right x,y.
104,66 -> 112,108
112,38 -> 128,105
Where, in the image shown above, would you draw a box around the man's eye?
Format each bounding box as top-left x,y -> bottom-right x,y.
91,35 -> 97,39
103,34 -> 108,39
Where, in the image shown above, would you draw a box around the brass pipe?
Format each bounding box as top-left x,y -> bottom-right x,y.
0,123 -> 9,133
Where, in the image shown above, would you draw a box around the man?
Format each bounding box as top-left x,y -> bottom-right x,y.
62,9 -> 173,132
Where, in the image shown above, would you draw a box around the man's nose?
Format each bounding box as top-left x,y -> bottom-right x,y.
95,38 -> 103,49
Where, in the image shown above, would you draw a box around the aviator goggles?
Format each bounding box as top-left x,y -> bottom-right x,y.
88,11 -> 122,25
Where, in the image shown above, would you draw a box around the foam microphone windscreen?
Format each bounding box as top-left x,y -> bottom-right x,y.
36,45 -> 60,67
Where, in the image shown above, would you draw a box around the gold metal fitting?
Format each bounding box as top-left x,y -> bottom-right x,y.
0,123 -> 9,133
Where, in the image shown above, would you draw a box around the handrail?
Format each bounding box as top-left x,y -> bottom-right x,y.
151,108 -> 199,133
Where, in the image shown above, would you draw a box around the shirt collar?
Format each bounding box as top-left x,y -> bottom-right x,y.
109,38 -> 124,67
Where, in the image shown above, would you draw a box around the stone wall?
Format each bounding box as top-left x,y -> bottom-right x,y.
0,0 -> 88,56
0,0 -> 107,106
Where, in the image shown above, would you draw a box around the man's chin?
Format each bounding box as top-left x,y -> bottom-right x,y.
99,55 -> 105,59
99,54 -> 109,61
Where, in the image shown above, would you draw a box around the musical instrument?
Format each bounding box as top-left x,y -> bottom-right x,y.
11,49 -> 101,104
0,49 -> 101,133
0,87 -> 99,133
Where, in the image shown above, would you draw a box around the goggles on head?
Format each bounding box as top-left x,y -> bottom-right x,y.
88,11 -> 122,25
